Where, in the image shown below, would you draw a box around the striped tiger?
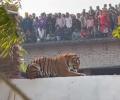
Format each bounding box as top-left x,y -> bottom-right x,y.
26,53 -> 85,79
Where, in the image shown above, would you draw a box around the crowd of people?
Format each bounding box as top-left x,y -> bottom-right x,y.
18,3 -> 120,43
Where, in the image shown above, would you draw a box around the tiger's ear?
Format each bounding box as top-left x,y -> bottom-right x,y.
63,54 -> 70,59
63,53 -> 74,59
68,53 -> 77,57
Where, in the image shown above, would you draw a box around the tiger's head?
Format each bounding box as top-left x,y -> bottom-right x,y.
64,53 -> 80,72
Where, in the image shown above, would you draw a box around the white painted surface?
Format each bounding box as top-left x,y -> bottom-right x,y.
1,76 -> 120,100
19,0 -> 119,16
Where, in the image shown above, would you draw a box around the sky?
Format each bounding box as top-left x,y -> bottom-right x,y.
19,0 -> 119,16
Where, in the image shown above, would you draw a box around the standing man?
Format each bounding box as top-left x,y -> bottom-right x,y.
65,12 -> 72,40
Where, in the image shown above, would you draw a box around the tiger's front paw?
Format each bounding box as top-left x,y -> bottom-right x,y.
80,73 -> 86,76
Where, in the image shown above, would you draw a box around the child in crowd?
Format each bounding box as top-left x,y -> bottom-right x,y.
80,28 -> 88,38
55,25 -> 62,41
72,29 -> 80,40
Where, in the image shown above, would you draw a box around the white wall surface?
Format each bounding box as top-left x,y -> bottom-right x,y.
19,0 -> 119,16
0,76 -> 120,100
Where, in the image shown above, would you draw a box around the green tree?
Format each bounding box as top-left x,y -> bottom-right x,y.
0,0 -> 22,57
112,26 -> 120,39
0,0 -> 25,78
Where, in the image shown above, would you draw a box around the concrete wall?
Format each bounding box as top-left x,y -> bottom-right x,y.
23,38 -> 120,69
1,76 -> 120,100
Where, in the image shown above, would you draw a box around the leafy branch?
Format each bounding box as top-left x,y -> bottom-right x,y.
0,0 -> 23,58
112,26 -> 120,39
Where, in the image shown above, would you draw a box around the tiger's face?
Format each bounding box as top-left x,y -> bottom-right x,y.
65,53 -> 80,71
70,55 -> 80,70
71,56 -> 80,70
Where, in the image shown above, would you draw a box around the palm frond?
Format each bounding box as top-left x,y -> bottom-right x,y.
112,26 -> 120,39
0,1 -> 22,58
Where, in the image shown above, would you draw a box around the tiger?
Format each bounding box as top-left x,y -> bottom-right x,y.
26,53 -> 85,79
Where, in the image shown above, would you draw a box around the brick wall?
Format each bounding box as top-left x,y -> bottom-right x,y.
23,38 -> 120,69
1,38 -> 120,77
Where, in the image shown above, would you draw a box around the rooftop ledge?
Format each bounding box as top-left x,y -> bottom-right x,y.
22,37 -> 120,48
1,75 -> 120,100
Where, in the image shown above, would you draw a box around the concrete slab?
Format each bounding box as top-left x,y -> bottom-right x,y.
1,75 -> 120,100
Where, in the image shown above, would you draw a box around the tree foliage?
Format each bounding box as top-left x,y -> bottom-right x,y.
112,26 -> 120,39
0,0 -> 22,57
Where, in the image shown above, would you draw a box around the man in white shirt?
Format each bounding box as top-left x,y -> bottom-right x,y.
64,13 -> 72,40
55,13 -> 65,40
65,13 -> 72,28
80,9 -> 87,30
56,13 -> 65,28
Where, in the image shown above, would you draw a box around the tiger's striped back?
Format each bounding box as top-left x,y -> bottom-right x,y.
26,57 -> 58,79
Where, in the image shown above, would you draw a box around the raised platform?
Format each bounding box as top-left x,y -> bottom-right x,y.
22,37 -> 120,69
22,37 -> 119,47
0,76 -> 120,100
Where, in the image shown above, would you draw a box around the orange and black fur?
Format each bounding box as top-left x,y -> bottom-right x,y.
26,53 -> 85,79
